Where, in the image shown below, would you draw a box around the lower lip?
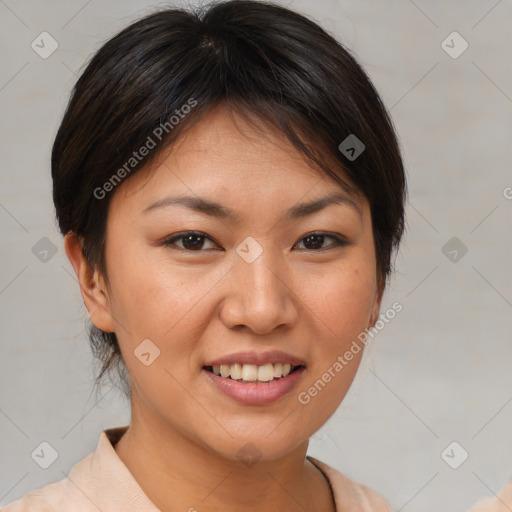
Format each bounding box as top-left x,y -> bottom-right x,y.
202,367 -> 306,405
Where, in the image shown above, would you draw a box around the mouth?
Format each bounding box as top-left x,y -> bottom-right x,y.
203,363 -> 305,383
202,362 -> 307,405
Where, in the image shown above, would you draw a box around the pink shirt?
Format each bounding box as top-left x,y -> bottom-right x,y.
2,425 -> 391,511
467,480 -> 512,512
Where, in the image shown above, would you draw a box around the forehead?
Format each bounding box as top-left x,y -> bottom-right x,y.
110,105 -> 364,217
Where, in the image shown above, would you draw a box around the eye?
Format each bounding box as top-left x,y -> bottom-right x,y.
161,231 -> 220,251
294,232 -> 348,251
161,231 -> 348,253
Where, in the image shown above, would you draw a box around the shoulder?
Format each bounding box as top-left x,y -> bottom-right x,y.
352,481 -> 392,511
1,426 -> 152,512
307,456 -> 392,512
1,451 -> 96,511
1,476 -> 75,511
467,479 -> 512,512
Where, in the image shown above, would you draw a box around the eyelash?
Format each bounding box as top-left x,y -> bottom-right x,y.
160,231 -> 349,252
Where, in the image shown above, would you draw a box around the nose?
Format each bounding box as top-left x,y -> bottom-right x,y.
219,247 -> 299,335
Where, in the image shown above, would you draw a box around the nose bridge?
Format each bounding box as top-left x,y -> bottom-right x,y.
222,236 -> 297,333
237,236 -> 285,302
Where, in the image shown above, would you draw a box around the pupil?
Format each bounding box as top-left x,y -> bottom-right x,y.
305,234 -> 323,249
184,234 -> 203,250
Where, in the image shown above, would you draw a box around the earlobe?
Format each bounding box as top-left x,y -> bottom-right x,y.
63,232 -> 116,333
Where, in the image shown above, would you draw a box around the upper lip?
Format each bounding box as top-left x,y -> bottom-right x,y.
204,350 -> 306,367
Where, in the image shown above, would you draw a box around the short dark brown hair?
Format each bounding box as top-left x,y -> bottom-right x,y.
52,0 -> 407,398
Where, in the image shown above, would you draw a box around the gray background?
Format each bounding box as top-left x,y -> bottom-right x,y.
1,0 -> 511,510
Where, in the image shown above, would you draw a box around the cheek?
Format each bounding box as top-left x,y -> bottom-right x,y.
105,242 -> 225,348
298,256 -> 375,393
294,264 -> 373,431
105,248 -> 209,399
304,259 -> 377,340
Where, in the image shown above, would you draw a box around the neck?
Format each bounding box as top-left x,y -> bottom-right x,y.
113,400 -> 335,512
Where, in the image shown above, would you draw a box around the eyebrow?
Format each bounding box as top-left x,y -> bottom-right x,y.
142,192 -> 362,222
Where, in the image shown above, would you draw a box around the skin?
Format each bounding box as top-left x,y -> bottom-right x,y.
65,104 -> 383,512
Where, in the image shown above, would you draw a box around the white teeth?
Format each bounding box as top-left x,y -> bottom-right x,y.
241,364 -> 258,381
209,362 -> 298,381
257,363 -> 274,382
230,363 -> 242,380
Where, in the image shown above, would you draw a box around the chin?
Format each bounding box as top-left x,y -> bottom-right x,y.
195,421 -> 310,466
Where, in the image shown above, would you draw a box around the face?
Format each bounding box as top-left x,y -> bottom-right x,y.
73,105 -> 381,462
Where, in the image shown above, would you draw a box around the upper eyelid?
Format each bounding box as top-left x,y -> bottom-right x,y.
165,231 -> 219,245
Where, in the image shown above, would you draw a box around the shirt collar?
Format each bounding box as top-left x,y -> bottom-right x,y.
71,425 -> 370,512
67,425 -> 159,511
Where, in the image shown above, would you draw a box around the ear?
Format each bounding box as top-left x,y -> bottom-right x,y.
368,279 -> 384,328
64,232 -> 115,333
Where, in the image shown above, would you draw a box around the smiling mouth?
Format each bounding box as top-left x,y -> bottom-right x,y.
203,363 -> 304,383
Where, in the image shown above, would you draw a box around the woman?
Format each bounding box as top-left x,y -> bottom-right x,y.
3,0 -> 406,510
